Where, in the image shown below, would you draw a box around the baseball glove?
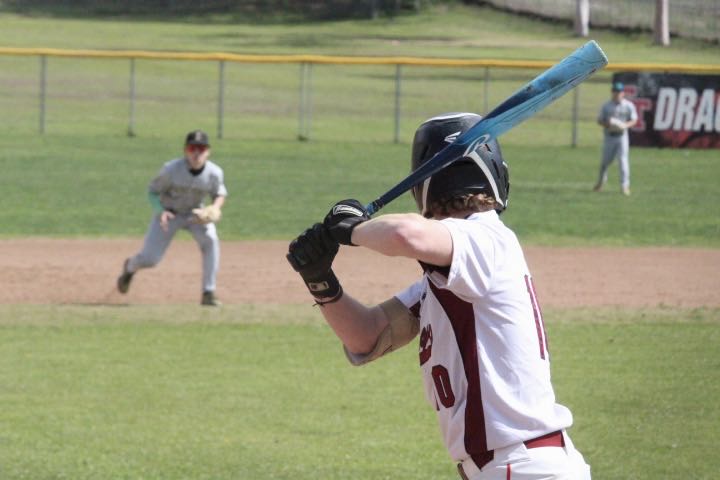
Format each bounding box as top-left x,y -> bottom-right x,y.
191,205 -> 221,224
607,117 -> 626,134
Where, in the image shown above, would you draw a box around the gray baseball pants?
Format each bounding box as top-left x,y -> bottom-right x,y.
598,134 -> 630,189
127,213 -> 220,293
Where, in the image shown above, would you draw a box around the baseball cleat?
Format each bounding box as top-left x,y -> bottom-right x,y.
116,259 -> 134,294
622,186 -> 631,196
592,183 -> 603,192
201,291 -> 221,307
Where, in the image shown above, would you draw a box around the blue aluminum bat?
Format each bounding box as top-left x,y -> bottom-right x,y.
365,40 -> 608,215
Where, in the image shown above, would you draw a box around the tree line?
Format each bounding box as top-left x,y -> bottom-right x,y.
0,0 -> 427,19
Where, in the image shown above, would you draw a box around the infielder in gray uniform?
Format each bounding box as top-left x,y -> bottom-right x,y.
117,130 -> 228,306
594,81 -> 638,196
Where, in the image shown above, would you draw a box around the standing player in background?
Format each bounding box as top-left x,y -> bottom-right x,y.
594,81 -> 638,196
117,130 -> 227,306
287,113 -> 591,479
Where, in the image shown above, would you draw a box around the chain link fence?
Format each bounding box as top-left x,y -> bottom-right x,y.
475,0 -> 720,43
0,49 -> 610,147
2,48 -> 718,148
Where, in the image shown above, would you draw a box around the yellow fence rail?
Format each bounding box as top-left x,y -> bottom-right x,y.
2,47 -> 720,73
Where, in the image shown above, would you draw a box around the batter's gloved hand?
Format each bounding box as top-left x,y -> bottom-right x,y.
324,199 -> 371,246
287,223 -> 343,304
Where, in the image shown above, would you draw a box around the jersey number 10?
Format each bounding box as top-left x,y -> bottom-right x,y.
429,275 -> 549,410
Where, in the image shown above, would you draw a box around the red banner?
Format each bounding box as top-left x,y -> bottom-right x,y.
614,72 -> 720,149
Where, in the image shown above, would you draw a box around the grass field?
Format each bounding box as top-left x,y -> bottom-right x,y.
1,3 -> 719,480
1,134 -> 718,246
0,305 -> 718,479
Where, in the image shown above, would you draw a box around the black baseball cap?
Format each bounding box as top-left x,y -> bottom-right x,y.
185,130 -> 210,146
611,81 -> 625,92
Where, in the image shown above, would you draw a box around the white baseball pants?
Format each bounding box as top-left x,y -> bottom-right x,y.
460,431 -> 591,480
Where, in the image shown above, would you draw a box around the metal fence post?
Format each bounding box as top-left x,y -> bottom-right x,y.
483,66 -> 490,114
306,63 -> 313,141
217,60 -> 225,140
128,58 -> 136,137
39,55 -> 47,134
394,64 -> 402,144
571,84 -> 580,148
298,62 -> 307,141
298,62 -> 313,141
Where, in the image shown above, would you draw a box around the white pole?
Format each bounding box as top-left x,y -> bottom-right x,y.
654,0 -> 670,46
574,0 -> 589,37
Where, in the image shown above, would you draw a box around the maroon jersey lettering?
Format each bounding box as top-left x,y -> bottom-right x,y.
419,324 -> 433,366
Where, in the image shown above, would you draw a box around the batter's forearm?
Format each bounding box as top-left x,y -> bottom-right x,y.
319,293 -> 388,355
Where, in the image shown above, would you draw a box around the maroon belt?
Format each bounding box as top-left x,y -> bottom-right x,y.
457,431 -> 565,479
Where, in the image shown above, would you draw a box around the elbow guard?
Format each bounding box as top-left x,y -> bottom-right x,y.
344,297 -> 419,366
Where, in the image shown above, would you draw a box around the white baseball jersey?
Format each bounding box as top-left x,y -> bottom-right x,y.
395,211 -> 573,464
149,158 -> 227,214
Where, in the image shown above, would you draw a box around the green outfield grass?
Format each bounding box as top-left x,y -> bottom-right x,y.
1,133 -> 718,246
0,305 -> 718,480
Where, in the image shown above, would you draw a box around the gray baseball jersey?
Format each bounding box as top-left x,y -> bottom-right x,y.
150,158 -> 228,214
597,98 -> 637,138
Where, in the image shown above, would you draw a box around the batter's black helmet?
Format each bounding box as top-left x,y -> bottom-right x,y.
411,112 -> 509,216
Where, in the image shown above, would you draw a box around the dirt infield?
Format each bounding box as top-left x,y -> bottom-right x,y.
1,239 -> 719,308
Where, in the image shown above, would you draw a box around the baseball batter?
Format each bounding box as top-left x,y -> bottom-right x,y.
595,81 -> 638,196
287,113 -> 591,479
117,130 -> 228,306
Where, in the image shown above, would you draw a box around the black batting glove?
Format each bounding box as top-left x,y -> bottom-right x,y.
287,223 -> 343,303
324,199 -> 371,246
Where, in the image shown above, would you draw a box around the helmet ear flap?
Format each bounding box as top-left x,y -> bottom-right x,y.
412,177 -> 432,217
478,140 -> 510,212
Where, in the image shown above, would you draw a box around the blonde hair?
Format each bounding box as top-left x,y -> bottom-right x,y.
427,193 -> 497,218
